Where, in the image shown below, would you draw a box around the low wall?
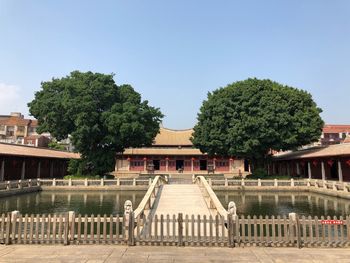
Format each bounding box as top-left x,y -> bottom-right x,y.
0,186 -> 41,198
0,178 -> 153,198
211,178 -> 350,200
40,186 -> 148,191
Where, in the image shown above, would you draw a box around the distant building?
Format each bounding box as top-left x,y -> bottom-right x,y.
0,143 -> 79,181
321,125 -> 350,145
114,127 -> 248,177
0,112 -> 41,145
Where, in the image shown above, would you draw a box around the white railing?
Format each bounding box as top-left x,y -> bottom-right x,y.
134,175 -> 167,218
209,178 -> 350,192
195,176 -> 227,217
0,179 -> 40,191
39,178 -> 151,187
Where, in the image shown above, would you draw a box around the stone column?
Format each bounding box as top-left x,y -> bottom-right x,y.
296,162 -> 300,176
37,161 -> 41,178
0,160 -> 4,182
308,162 -> 312,179
21,160 -> 25,180
127,159 -> 130,171
191,159 -> 194,172
338,160 -> 343,182
50,161 -> 54,178
321,161 -> 326,181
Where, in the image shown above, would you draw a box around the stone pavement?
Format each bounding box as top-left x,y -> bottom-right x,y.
153,184 -> 211,216
1,245 -> 350,263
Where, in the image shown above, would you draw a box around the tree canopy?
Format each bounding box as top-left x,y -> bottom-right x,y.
28,71 -> 163,175
191,78 -> 324,164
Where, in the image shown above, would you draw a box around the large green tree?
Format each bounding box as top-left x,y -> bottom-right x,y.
192,78 -> 324,169
28,71 -> 163,175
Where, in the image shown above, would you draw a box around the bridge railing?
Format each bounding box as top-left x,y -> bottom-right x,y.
134,175 -> 167,219
195,176 -> 227,217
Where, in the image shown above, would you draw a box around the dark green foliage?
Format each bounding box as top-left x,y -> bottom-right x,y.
192,78 -> 324,167
29,71 -> 163,175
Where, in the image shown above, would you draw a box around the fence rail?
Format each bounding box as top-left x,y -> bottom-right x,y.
1,212 -> 349,247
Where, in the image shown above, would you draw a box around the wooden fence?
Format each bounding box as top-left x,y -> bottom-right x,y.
1,212 -> 349,247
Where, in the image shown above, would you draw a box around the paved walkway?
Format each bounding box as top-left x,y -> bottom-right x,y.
1,245 -> 350,262
153,184 -> 211,216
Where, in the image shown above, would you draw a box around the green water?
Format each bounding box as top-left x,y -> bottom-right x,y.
216,191 -> 350,217
0,190 -> 146,215
1,190 -> 350,217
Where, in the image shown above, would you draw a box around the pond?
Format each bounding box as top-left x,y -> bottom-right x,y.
216,191 -> 350,217
0,190 -> 146,215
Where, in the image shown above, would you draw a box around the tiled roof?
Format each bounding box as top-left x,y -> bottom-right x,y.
273,143 -> 350,160
153,127 -> 193,146
323,124 -> 350,133
0,143 -> 80,159
123,147 -> 204,156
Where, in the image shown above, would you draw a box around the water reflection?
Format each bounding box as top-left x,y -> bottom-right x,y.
0,190 -> 146,215
216,191 -> 350,217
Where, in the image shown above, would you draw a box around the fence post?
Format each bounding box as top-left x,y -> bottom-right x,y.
84,178 -> 88,187
6,181 -> 10,190
10,211 -> 19,245
274,179 -> 278,187
123,200 -> 134,245
178,213 -> 183,246
18,180 -> 22,189
290,178 -> 294,187
132,178 -> 136,186
5,213 -> 11,245
332,181 -> 337,191
241,179 -> 245,187
225,178 -> 228,187
68,211 -> 75,245
258,179 -> 261,187
52,178 -> 56,186
128,211 -> 135,246
63,212 -> 70,245
307,178 -> 311,187
208,178 -> 212,187
117,178 -> 120,186
100,178 -> 104,186
289,212 -> 301,248
68,178 -> 72,187
148,178 -> 152,186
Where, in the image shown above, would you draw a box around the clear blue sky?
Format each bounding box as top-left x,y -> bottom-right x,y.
0,0 -> 349,129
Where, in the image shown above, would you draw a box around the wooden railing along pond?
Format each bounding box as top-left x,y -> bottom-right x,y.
1,212 -> 349,247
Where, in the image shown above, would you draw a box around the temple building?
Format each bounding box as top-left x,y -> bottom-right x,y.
114,127 -> 248,177
272,142 -> 350,182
